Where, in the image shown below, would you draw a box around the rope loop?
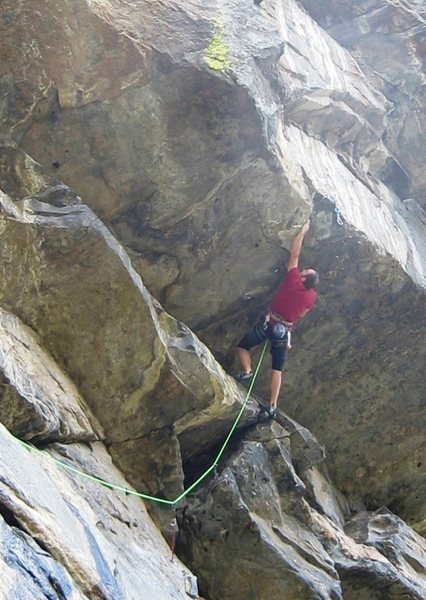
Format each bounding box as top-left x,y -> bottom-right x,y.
13,342 -> 268,506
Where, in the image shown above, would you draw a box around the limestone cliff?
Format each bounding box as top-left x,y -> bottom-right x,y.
0,1 -> 425,598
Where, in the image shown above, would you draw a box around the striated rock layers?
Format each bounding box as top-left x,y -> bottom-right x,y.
0,0 -> 425,598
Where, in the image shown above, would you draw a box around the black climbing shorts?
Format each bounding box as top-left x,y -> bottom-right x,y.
238,319 -> 289,372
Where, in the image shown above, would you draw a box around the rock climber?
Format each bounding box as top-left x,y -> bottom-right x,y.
236,221 -> 318,418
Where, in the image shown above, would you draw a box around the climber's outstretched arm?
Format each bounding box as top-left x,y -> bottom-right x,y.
287,221 -> 310,271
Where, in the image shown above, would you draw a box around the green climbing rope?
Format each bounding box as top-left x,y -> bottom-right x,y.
12,342 -> 268,506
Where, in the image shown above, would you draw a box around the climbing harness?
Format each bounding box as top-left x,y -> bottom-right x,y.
12,342 -> 268,507
334,206 -> 344,225
271,322 -> 287,341
265,312 -> 293,349
268,312 -> 293,328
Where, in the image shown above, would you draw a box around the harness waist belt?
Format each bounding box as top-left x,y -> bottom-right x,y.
268,312 -> 293,328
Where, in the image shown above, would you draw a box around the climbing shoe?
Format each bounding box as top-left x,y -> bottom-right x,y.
267,407 -> 277,420
257,407 -> 269,421
257,406 -> 276,421
237,371 -> 253,382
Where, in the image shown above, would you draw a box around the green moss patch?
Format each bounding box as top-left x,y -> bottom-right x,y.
204,19 -> 231,73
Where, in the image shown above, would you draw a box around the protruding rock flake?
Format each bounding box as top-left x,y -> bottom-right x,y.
0,0 -> 425,598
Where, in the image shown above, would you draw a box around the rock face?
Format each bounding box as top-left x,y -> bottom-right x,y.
0,0 -> 425,598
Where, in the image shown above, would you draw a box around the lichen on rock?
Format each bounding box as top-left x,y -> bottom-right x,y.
204,18 -> 231,73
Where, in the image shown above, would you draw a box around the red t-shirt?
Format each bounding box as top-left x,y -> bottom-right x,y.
270,268 -> 317,323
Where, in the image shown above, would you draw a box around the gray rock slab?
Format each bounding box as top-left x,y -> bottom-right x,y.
299,0 -> 426,203
0,515 -> 86,600
0,423 -> 200,599
345,508 -> 426,586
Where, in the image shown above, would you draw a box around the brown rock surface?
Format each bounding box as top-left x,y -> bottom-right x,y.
0,154 -> 260,509
0,308 -> 100,443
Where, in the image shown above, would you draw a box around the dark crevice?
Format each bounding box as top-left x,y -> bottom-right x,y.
378,156 -> 410,198
0,500 -> 26,531
0,499 -> 54,555
2,518 -> 75,600
182,422 -> 256,489
31,535 -> 52,557
105,424 -> 174,448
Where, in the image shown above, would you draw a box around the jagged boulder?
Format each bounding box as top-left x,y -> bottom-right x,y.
179,419 -> 426,599
179,421 -> 342,600
345,508 -> 426,586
